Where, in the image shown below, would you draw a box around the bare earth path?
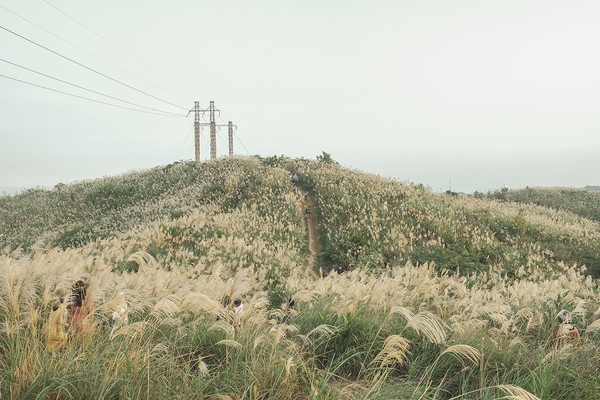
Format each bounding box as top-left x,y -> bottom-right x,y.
297,188 -> 323,276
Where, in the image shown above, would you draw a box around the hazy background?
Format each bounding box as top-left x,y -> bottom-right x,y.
1,0 -> 599,195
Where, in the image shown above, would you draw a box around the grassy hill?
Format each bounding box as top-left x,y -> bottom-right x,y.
485,186 -> 600,223
4,157 -> 600,278
0,158 -> 306,284
1,156 -> 600,399
268,156 -> 600,278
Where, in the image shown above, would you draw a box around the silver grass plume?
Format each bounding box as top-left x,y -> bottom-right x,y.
494,384 -> 541,400
439,344 -> 482,368
371,335 -> 411,368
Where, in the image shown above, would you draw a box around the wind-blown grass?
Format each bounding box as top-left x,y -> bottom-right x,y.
1,156 -> 599,398
272,157 -> 600,277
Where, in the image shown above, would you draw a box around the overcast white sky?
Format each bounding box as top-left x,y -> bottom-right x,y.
1,0 -> 599,194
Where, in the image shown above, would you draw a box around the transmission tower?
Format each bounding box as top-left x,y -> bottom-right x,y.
189,101 -> 237,160
227,121 -> 237,156
193,101 -> 200,164
209,101 -> 217,159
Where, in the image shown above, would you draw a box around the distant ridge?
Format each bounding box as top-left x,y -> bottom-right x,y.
486,186 -> 600,223
0,186 -> 52,196
0,186 -> 24,196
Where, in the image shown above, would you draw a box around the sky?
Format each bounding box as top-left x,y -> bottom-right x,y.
1,0 -> 599,195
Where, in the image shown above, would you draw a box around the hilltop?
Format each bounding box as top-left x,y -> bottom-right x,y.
1,156 -> 600,399
2,156 -> 600,278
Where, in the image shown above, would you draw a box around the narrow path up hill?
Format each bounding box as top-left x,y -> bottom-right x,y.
294,186 -> 323,277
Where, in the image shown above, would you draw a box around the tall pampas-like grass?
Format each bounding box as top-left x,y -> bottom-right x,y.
371,335 -> 411,369
493,384 -> 542,400
391,307 -> 447,345
1,157 -> 599,399
438,344 -> 482,368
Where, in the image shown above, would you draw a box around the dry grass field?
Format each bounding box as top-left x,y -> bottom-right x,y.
1,156 -> 599,399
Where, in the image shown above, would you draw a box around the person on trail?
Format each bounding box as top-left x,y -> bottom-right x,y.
68,280 -> 94,337
304,191 -> 308,201
305,206 -> 312,220
549,310 -> 581,349
44,298 -> 68,351
290,172 -> 298,186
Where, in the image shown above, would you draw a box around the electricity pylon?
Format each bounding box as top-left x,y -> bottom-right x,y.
190,101 -> 237,161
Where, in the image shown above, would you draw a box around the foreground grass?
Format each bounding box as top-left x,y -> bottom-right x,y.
1,248 -> 599,399
2,156 -> 600,398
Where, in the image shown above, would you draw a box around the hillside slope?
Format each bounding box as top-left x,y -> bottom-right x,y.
270,157 -> 600,278
3,157 -> 600,278
0,158 -> 308,284
2,156 -> 600,399
485,186 -> 600,223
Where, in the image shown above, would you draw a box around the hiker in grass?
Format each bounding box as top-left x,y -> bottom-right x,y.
219,295 -> 243,329
44,298 -> 68,351
304,191 -> 308,201
68,280 -> 94,337
549,309 -> 581,349
233,299 -> 244,329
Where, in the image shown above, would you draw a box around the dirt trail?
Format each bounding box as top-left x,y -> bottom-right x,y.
297,188 -> 323,276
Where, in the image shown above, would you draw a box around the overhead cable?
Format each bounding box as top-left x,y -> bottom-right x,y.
0,24 -> 189,112
0,5 -> 126,76
42,0 -> 196,99
234,134 -> 251,155
0,58 -> 185,116
0,73 -> 185,117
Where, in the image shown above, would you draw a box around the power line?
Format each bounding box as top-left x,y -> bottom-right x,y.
0,73 -> 184,117
172,118 -> 194,160
0,4 -> 124,75
42,0 -> 155,70
42,0 -> 196,99
234,133 -> 251,155
0,57 -> 185,116
216,129 -> 228,148
0,24 -> 188,112
0,3 -> 180,97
